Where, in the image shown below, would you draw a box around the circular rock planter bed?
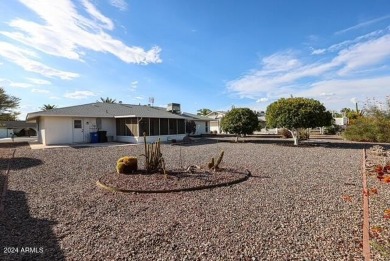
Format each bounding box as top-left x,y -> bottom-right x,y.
97,168 -> 251,193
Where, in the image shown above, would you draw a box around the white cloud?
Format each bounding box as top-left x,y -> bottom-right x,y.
135,96 -> 144,100
256,98 -> 269,103
0,41 -> 79,79
350,97 -> 358,104
311,49 -> 326,55
335,15 -> 390,35
27,78 -> 52,85
320,92 -> 335,96
227,27 -> 390,110
64,90 -> 96,99
334,34 -> 390,75
0,78 -> 33,88
109,0 -> 128,11
1,0 -> 161,64
10,82 -> 33,88
130,80 -> 138,91
31,88 -> 50,93
81,0 -> 114,30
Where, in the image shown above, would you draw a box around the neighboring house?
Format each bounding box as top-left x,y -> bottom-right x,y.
26,103 -> 191,145
206,111 -> 226,134
0,121 -> 37,138
180,112 -> 211,135
334,117 -> 349,126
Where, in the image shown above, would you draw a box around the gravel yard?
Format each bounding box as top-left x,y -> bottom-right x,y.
0,140 -> 364,260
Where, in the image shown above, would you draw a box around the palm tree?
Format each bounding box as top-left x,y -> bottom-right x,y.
98,97 -> 116,103
41,104 -> 57,111
197,108 -> 212,116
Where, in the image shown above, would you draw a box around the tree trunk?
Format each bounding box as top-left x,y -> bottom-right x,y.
288,129 -> 299,146
235,135 -> 239,142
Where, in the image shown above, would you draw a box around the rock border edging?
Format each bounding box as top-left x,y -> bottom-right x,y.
96,169 -> 251,194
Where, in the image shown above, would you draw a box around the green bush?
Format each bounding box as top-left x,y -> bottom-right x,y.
323,124 -> 342,135
344,117 -> 390,142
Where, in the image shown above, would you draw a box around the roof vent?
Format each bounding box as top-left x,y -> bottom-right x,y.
167,103 -> 181,114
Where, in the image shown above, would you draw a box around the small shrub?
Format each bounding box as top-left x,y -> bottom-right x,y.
278,128 -> 292,138
298,129 -> 310,140
116,156 -> 138,174
323,124 -> 342,135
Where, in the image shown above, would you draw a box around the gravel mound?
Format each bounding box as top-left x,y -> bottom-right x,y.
0,141 -> 363,260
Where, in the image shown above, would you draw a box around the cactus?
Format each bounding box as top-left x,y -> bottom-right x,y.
207,157 -> 215,169
116,156 -> 138,174
207,150 -> 224,170
141,132 -> 165,173
214,150 -> 224,169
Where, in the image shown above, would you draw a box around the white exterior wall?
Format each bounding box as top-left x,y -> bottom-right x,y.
194,121 -> 209,135
334,117 -> 349,126
117,134 -> 186,144
209,120 -> 222,133
101,118 -> 116,141
38,116 -> 115,145
0,128 -> 12,138
42,117 -> 73,145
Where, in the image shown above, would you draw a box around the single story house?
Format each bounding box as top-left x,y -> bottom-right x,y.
26,102 -> 203,145
0,121 -> 37,138
206,111 -> 227,134
180,112 -> 210,135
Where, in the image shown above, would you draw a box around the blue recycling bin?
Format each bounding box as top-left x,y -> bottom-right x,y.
90,132 -> 98,143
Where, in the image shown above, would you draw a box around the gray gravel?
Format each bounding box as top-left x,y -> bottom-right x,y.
0,140 -> 363,260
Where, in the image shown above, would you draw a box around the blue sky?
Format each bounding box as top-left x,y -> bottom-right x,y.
1,0 -> 390,119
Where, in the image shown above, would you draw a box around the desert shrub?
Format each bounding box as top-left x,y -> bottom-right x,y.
344,97 -> 390,142
344,117 -> 377,142
278,128 -> 292,138
323,124 -> 342,135
298,129 -> 310,140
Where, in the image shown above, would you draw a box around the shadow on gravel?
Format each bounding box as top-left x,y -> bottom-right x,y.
0,157 -> 43,170
0,142 -> 30,149
0,190 -> 65,261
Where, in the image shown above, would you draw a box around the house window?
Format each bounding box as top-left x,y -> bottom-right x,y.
205,121 -> 209,132
178,119 -> 185,134
116,118 -> 137,136
169,119 -> 177,134
74,120 -> 82,129
116,119 -> 125,135
125,118 -> 137,136
160,119 -> 168,135
139,118 -> 149,136
150,118 -> 160,136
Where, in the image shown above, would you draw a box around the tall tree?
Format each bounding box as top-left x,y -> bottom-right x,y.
0,87 -> 20,121
220,108 -> 259,142
197,108 -> 212,116
266,97 -> 332,145
98,97 -> 116,103
41,104 -> 57,111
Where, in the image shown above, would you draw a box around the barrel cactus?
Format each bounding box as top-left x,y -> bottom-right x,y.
116,156 -> 138,174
